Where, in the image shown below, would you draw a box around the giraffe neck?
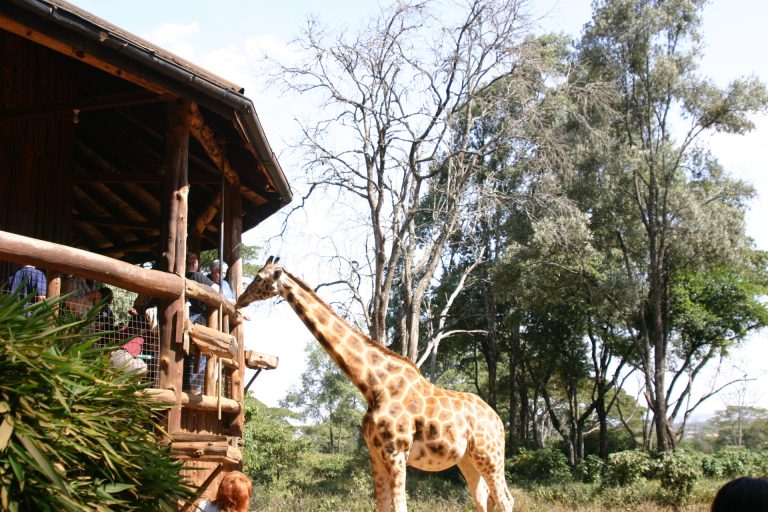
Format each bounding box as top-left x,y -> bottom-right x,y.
278,270 -> 418,405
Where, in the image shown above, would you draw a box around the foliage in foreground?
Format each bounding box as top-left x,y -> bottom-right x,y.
0,292 -> 194,511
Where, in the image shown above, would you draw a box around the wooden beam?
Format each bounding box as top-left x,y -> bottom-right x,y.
188,102 -> 240,188
224,178 -> 246,437
143,389 -> 241,413
185,278 -> 240,324
171,442 -> 242,464
100,239 -> 158,258
73,214 -> 159,232
0,230 -> 181,298
158,98 -> 192,434
219,357 -> 239,369
73,172 -> 219,185
193,192 -> 222,236
0,90 -> 171,121
187,321 -> 238,360
244,350 -> 279,370
0,15 -> 169,95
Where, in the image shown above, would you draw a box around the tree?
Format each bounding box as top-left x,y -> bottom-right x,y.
575,0 -> 768,451
281,344 -> 366,454
711,405 -> 768,450
273,0 -> 574,366
241,397 -> 309,483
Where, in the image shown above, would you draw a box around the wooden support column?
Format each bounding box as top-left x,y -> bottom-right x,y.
47,270 -> 61,315
224,178 -> 245,437
205,311 -> 219,398
158,98 -> 191,434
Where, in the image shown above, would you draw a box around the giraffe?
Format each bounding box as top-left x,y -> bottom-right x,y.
237,257 -> 514,512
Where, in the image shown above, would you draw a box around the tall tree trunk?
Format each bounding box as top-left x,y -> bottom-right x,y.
596,393 -> 609,460
482,276 -> 498,409
508,320 -> 521,453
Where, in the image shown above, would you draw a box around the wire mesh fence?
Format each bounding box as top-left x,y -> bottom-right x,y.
3,265 -> 233,397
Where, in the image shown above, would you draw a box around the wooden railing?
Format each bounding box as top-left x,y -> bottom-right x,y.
0,230 -> 241,324
0,229 -> 242,416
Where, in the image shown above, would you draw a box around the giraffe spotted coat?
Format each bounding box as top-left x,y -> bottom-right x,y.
237,257 -> 514,512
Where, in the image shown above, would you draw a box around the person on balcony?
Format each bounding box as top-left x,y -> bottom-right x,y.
210,260 -> 250,322
110,312 -> 147,374
9,264 -> 47,306
208,259 -> 234,301
184,252 -> 215,394
94,287 -> 116,346
61,274 -> 100,316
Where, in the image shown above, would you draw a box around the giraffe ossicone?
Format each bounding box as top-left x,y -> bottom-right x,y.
237,257 -> 514,512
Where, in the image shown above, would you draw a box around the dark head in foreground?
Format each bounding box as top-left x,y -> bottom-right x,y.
711,477 -> 768,512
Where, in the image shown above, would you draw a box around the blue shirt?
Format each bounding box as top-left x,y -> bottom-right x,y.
10,266 -> 47,299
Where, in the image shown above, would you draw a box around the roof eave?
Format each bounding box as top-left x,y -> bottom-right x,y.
4,0 -> 292,207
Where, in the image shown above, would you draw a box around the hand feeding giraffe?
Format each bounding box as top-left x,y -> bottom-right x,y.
237,257 -> 514,512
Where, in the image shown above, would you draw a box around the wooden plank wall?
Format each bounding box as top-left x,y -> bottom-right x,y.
0,31 -> 74,282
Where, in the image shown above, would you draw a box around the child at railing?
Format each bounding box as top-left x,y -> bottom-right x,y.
194,471 -> 253,512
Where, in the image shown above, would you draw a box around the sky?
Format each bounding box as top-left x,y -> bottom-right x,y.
70,0 -> 768,417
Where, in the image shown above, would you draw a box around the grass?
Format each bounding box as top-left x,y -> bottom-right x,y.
248,469 -> 725,512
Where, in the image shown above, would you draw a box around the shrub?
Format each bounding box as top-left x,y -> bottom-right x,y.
506,447 -> 572,483
657,450 -> 701,506
701,453 -> 724,478
576,454 -> 604,483
604,450 -> 652,486
710,446 -> 768,478
307,453 -> 354,479
0,292 -> 193,511
716,446 -> 755,477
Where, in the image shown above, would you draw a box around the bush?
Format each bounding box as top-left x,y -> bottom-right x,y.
710,446 -> 768,478
701,453 -> 724,478
576,454 -> 604,483
0,292 -> 193,511
657,450 -> 701,506
604,450 -> 653,486
715,446 -> 755,478
307,453 -> 354,480
506,447 -> 572,483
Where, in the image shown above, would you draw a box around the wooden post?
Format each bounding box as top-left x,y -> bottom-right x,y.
158,98 -> 191,434
47,270 -> 61,315
205,310 -> 219,398
224,178 -> 244,437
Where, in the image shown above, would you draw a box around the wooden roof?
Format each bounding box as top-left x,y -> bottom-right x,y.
0,0 -> 291,263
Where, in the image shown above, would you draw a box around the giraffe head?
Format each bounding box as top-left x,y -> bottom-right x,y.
235,256 -> 283,308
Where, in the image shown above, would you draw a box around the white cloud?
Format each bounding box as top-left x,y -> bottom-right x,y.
143,21 -> 200,61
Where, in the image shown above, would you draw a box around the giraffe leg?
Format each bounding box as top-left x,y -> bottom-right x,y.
480,463 -> 513,512
458,458 -> 491,512
367,450 -> 408,512
386,451 -> 408,512
369,452 -> 394,512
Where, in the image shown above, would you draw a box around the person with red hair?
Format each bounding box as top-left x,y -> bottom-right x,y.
196,471 -> 253,512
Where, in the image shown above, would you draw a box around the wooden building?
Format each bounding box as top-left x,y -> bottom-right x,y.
0,0 -> 290,502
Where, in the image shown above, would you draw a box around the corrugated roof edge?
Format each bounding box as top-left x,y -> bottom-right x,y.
8,0 -> 292,206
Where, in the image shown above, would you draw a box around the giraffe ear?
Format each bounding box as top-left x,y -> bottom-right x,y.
273,269 -> 283,281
